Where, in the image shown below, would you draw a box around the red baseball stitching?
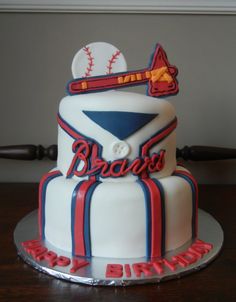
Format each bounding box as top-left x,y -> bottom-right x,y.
106,50 -> 121,74
83,46 -> 94,77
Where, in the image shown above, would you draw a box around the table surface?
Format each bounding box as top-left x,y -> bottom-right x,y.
0,183 -> 236,302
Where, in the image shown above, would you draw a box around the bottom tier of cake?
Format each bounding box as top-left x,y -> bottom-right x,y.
38,166 -> 198,259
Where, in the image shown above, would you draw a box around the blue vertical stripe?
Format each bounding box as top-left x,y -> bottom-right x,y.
41,171 -> 62,240
151,178 -> 166,257
173,172 -> 197,238
137,179 -> 152,258
71,181 -> 85,256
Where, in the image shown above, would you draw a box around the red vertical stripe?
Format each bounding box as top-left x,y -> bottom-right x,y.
74,179 -> 96,256
142,178 -> 162,258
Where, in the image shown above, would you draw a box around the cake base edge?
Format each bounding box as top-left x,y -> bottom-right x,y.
14,209 -> 223,286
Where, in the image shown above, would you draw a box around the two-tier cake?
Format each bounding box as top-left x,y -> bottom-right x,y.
18,42 -> 218,284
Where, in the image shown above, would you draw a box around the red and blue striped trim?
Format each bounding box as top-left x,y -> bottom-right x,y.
57,113 -> 83,140
71,179 -> 101,257
173,170 -> 198,238
38,170 -> 62,240
139,117 -> 177,178
140,117 -> 177,157
57,113 -> 102,180
137,178 -> 165,258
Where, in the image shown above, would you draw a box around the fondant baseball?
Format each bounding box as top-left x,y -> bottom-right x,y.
71,42 -> 127,78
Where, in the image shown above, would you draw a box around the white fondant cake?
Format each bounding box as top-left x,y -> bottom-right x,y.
38,43 -> 198,260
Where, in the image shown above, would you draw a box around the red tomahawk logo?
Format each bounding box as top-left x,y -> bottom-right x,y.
67,44 -> 179,98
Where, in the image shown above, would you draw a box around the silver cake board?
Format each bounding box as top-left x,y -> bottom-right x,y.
14,209 -> 223,286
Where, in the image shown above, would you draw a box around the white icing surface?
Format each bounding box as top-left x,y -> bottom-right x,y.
162,176 -> 192,250
45,175 -> 77,252
90,181 -> 146,258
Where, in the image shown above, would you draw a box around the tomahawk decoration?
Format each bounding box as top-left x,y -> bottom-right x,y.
67,42 -> 179,97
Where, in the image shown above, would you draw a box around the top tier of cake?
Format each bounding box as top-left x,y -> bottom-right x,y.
57,90 -> 177,182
